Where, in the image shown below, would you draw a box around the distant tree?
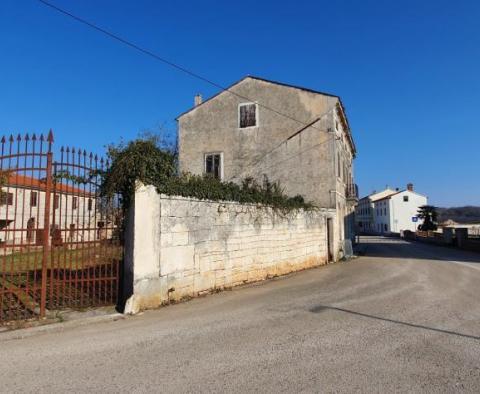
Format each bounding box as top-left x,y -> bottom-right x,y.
437,206 -> 480,224
417,205 -> 438,231
0,169 -> 8,202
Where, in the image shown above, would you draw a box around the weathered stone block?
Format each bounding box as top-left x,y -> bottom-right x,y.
160,245 -> 195,276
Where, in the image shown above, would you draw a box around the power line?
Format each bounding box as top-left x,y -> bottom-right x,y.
231,118 -> 337,181
37,0 -> 345,178
36,0 -> 335,133
233,133 -> 338,181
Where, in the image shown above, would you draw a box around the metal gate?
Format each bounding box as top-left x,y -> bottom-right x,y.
0,131 -> 122,323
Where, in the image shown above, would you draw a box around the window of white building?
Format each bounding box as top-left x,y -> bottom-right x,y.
30,191 -> 37,207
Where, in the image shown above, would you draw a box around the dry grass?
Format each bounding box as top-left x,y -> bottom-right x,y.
0,244 -> 123,273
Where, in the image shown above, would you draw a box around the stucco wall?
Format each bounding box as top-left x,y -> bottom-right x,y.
124,184 -> 333,313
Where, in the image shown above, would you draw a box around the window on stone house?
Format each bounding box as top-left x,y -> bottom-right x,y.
239,103 -> 257,128
205,153 -> 222,180
54,195 -> 60,210
403,195 -> 409,202
88,198 -> 93,211
72,197 -> 78,210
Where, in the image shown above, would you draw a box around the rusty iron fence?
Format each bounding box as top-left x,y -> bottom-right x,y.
0,131 -> 122,323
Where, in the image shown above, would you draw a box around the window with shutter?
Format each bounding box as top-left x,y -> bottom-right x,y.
239,103 -> 257,128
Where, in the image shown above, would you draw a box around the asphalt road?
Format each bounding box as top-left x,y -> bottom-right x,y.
1,236 -> 480,393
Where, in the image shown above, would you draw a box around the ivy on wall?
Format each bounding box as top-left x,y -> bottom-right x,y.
99,136 -> 315,212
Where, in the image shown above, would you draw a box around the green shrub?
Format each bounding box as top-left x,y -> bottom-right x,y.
100,137 -> 176,208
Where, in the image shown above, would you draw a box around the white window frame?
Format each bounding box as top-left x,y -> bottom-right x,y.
238,102 -> 259,129
204,152 -> 224,181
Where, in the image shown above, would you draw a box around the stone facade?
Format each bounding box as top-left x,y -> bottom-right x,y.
177,76 -> 357,257
124,184 -> 332,313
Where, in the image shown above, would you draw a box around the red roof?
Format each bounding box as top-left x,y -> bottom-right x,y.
6,173 -> 95,197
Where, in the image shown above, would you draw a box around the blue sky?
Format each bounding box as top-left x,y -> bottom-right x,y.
1,0 -> 479,207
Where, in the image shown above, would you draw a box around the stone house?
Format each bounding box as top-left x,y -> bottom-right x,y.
177,76 -> 357,260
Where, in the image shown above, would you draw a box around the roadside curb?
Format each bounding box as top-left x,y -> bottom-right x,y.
0,312 -> 126,342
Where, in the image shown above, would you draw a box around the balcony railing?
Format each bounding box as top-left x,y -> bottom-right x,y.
346,183 -> 358,200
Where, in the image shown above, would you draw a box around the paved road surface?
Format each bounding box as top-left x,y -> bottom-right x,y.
1,236 -> 480,393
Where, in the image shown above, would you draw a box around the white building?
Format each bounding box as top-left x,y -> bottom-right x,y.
356,184 -> 428,234
355,188 -> 397,232
0,173 -> 100,246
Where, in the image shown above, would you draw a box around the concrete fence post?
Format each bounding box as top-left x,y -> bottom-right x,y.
443,227 -> 454,245
455,228 -> 468,249
123,183 -> 162,314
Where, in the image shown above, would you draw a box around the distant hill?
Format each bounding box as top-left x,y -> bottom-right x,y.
437,206 -> 480,224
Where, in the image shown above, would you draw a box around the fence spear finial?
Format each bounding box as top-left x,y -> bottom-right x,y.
47,129 -> 54,143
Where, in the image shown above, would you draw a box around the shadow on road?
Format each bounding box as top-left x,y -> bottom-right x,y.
310,305 -> 480,341
357,236 -> 480,264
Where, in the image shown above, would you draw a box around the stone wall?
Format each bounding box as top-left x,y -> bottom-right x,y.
124,184 -> 333,313
403,228 -> 480,253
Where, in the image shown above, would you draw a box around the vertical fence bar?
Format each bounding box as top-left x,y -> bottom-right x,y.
79,150 -> 87,308
0,137 -> 5,322
31,134 -> 39,309
49,161 -> 57,309
39,132 -> 53,318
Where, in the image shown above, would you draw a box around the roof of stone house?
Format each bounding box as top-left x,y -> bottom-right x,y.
5,173 -> 94,196
176,75 -> 356,155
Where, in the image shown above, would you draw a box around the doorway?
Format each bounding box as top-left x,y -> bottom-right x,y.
327,218 -> 334,262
